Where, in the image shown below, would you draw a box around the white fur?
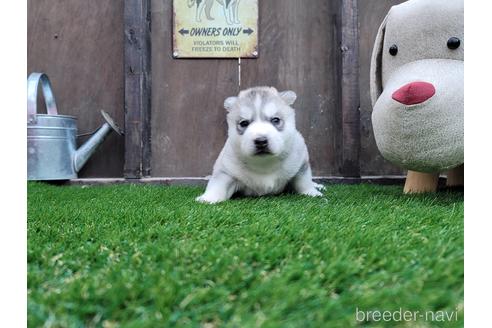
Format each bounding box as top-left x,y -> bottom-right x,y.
196,87 -> 324,204
263,102 -> 277,117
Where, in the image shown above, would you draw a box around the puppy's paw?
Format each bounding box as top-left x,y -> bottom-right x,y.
314,183 -> 326,191
300,188 -> 323,197
195,194 -> 226,204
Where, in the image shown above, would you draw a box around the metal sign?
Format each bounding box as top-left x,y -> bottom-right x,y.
173,0 -> 258,58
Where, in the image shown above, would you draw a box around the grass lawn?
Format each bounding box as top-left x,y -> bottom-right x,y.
27,182 -> 464,327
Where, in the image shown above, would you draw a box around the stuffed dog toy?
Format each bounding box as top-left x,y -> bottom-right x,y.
370,0 -> 464,193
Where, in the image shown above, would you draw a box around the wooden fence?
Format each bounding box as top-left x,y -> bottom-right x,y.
28,0 -> 405,179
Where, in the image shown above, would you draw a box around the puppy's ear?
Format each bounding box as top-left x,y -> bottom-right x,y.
224,96 -> 237,112
279,90 -> 297,105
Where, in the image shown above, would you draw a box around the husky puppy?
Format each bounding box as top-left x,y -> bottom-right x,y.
196,87 -> 324,204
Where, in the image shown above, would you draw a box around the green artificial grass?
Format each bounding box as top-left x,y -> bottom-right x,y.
27,183 -> 463,327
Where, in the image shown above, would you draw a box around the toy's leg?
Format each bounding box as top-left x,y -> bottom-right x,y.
403,170 -> 439,194
446,164 -> 464,187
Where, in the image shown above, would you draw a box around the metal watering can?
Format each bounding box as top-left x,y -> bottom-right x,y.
27,73 -> 123,180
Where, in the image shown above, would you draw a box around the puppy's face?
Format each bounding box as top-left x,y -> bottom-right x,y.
224,87 -> 297,158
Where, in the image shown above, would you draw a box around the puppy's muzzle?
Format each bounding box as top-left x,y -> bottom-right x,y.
254,137 -> 270,154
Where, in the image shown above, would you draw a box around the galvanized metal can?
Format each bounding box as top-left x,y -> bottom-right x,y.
27,72 -> 122,180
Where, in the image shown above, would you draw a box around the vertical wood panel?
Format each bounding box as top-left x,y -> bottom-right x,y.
124,0 -> 152,178
27,0 -> 125,178
358,0 -> 404,175
340,0 -> 361,177
150,0 -> 238,177
241,0 -> 341,176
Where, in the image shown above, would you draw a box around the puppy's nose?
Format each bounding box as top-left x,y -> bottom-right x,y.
254,137 -> 268,148
392,81 -> 435,105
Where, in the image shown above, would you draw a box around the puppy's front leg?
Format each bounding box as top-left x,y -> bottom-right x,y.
292,162 -> 323,197
196,171 -> 237,204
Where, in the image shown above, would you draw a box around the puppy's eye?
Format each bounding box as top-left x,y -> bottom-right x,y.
238,120 -> 250,128
447,37 -> 461,50
271,117 -> 281,125
389,44 -> 398,56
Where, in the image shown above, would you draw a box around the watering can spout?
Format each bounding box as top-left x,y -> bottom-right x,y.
73,110 -> 123,173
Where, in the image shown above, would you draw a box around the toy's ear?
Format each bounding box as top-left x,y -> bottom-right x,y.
370,12 -> 389,107
279,90 -> 297,106
224,96 -> 237,112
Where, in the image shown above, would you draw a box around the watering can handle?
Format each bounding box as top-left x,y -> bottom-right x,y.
27,72 -> 58,120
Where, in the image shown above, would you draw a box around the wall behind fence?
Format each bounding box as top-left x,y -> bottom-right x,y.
27,0 -> 125,178
150,0 -> 342,177
27,0 -> 405,178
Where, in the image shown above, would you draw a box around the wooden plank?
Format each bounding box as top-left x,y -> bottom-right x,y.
241,0 -> 341,176
124,0 -> 152,178
340,0 -> 361,177
150,0 -> 238,177
66,176 -> 414,186
27,0 -> 125,178
358,0 -> 405,175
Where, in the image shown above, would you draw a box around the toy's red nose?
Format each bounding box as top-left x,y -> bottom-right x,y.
392,82 -> 436,105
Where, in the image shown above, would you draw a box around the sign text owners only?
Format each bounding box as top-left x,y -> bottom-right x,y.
173,0 -> 258,58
